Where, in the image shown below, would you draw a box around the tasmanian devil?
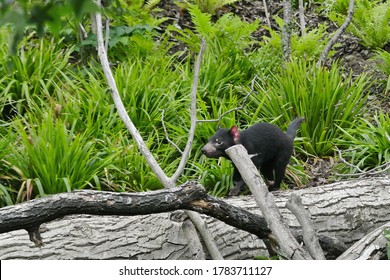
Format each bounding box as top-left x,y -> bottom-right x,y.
201,117 -> 304,196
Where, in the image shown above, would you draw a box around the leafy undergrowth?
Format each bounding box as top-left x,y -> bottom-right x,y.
1,0 -> 390,206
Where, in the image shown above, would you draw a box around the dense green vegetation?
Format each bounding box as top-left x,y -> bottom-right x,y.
0,0 -> 389,207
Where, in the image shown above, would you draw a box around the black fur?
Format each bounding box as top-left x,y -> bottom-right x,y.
201,117 -> 304,195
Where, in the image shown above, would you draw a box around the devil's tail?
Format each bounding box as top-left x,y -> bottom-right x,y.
286,117 -> 305,140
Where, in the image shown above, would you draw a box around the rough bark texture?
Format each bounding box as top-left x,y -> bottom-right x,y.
338,221 -> 390,260
0,177 -> 389,259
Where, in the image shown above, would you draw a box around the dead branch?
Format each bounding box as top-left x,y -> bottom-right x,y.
286,194 -> 326,260
317,0 -> 355,67
93,5 -> 221,259
262,0 -> 271,29
0,183 -> 271,246
171,39 -> 206,183
160,109 -> 183,154
2,177 -> 390,259
225,144 -> 312,260
335,147 -> 390,177
94,10 -> 171,188
337,222 -> 390,260
298,0 -> 306,36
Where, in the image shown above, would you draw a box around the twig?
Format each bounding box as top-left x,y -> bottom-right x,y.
335,146 -> 390,177
317,0 -> 355,67
262,0 -> 271,29
160,109 -> 183,154
171,39 -> 206,183
197,75 -> 258,124
78,23 -> 88,39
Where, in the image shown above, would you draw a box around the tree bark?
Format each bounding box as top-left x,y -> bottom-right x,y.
337,221 -> 390,260
0,177 -> 389,259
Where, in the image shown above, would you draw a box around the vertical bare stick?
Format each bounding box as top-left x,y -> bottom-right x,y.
262,0 -> 271,29
317,0 -> 355,67
298,0 -> 306,36
286,194 -> 326,260
282,0 -> 292,65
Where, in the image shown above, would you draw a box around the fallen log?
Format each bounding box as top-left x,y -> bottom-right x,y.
0,176 -> 389,259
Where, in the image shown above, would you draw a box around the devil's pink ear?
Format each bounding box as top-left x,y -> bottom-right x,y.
229,125 -> 240,144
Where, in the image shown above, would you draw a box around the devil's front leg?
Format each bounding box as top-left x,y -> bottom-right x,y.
228,154 -> 264,196
228,165 -> 246,196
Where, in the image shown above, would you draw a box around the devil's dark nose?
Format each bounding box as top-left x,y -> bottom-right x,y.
201,147 -> 206,154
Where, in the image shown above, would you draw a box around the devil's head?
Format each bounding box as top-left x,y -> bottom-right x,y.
201,126 -> 240,158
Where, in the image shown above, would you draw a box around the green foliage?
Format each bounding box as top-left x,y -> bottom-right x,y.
176,0 -> 240,15
0,0 -> 98,52
0,126 -> 15,207
249,60 -> 369,156
260,17 -> 333,63
319,0 -> 350,15
54,60 -> 189,193
0,36 -> 73,118
0,182 -> 14,207
385,229 -> 390,260
196,157 -> 233,197
114,56 -> 191,134
96,0 -> 168,60
10,113 -> 116,196
373,50 -> 390,94
0,0 -> 387,206
112,0 -> 165,26
336,111 -> 390,174
168,6 -> 258,103
327,0 -> 390,49
170,5 -> 258,53
79,24 -> 159,60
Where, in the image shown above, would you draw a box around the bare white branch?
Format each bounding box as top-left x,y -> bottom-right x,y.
317,0 -> 355,67
94,11 -> 173,188
160,109 -> 183,154
335,147 -> 390,177
262,0 -> 271,29
94,11 -> 222,259
286,194 -> 326,260
282,0 -> 292,64
226,144 -> 312,260
171,39 -> 206,183
298,0 -> 306,36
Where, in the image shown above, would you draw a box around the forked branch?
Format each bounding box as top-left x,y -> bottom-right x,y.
93,4 -> 222,259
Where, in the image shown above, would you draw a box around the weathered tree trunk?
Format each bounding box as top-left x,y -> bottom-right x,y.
0,177 -> 389,259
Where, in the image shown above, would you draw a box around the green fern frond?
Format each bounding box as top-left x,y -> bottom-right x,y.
184,0 -> 240,15
328,0 -> 390,49
144,0 -> 162,11
189,5 -> 217,37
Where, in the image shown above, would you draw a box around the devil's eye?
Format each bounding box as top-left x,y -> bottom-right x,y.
215,139 -> 223,146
